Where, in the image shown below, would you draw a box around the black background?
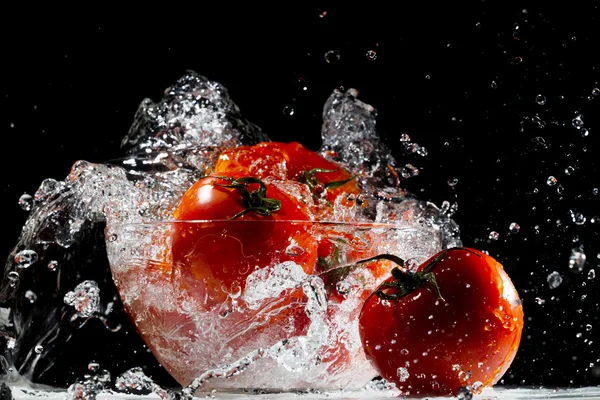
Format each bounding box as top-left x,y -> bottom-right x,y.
2,4 -> 599,389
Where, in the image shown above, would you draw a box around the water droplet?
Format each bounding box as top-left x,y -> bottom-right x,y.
401,164 -> 419,179
397,367 -> 410,382
565,166 -> 575,175
405,259 -> 419,273
425,74 -> 431,80
569,246 -> 586,273
491,81 -> 498,89
366,50 -> 377,61
547,271 -> 563,289
576,332 -> 583,338
18,194 -> 33,211
586,324 -> 593,331
572,114 -> 584,129
324,50 -> 341,64
532,116 -> 546,129
592,88 -> 600,96
416,146 -> 428,157
400,349 -> 409,355
509,222 -> 520,233
48,260 -> 58,271
588,269 -> 595,280
25,290 -> 37,304
581,128 -> 590,137
556,184 -> 565,194
282,105 -> 295,116
536,94 -> 547,105
400,133 -> 411,143
570,211 -> 586,225
285,244 -> 304,256
593,188 -> 599,196
457,386 -> 473,400
547,176 -> 558,186
532,136 -> 547,147
14,250 -> 38,269
7,271 -> 19,287
88,361 -> 100,372
34,345 -> 43,354
489,231 -> 500,241
336,281 -> 351,295
107,233 -> 118,242
447,177 -> 459,187
452,364 -> 460,371
535,297 -> 546,305
64,280 -> 101,318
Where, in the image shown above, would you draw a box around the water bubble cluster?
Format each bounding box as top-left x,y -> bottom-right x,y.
64,280 -> 101,318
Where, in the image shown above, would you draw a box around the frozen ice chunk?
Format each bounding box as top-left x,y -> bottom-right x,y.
122,71 -> 269,155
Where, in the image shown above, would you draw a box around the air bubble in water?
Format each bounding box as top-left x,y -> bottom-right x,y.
547,176 -> 558,186
14,249 -> 38,269
536,94 -> 547,105
366,50 -> 377,61
547,271 -> 563,289
324,50 -> 341,64
397,367 -> 410,382
489,231 -> 500,241
18,193 -> 33,211
64,280 -> 101,318
509,222 -> 520,233
572,114 -> 584,129
7,271 -> 19,287
569,247 -> 586,273
48,260 -> 58,271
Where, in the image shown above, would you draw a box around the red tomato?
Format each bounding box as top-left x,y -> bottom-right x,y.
213,141 -> 361,208
358,247 -> 524,397
172,171 -> 318,308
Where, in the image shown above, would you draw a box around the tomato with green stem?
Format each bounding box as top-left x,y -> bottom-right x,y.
172,172 -> 318,308
358,247 -> 524,397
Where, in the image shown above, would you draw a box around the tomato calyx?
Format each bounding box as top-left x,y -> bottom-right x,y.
298,168 -> 357,193
213,175 -> 282,220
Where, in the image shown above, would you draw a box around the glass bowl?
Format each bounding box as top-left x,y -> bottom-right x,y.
103,219 -> 427,393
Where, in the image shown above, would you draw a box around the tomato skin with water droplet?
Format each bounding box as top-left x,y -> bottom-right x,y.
358,247 -> 524,397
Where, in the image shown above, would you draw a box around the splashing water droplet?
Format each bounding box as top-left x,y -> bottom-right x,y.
64,280 -> 101,318
536,94 -> 547,105
7,271 -> 19,287
282,105 -> 295,116
401,164 -> 419,179
588,269 -> 596,280
448,177 -> 459,187
572,114 -> 584,129
324,50 -> 341,64
587,324 -> 593,331
547,271 -> 563,289
366,50 -> 377,61
569,246 -> 587,273
489,231 -> 500,241
535,297 -> 546,305
556,184 -> 565,194
14,250 -> 38,269
34,345 -> 43,354
581,128 -> 590,137
547,176 -> 558,186
88,361 -> 100,372
24,290 -> 37,304
285,244 -> 305,256
570,210 -> 586,225
115,367 -> 155,394
18,193 -> 33,211
397,367 -> 410,382
509,222 -> 520,233
491,81 -> 498,89
47,260 -> 58,271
